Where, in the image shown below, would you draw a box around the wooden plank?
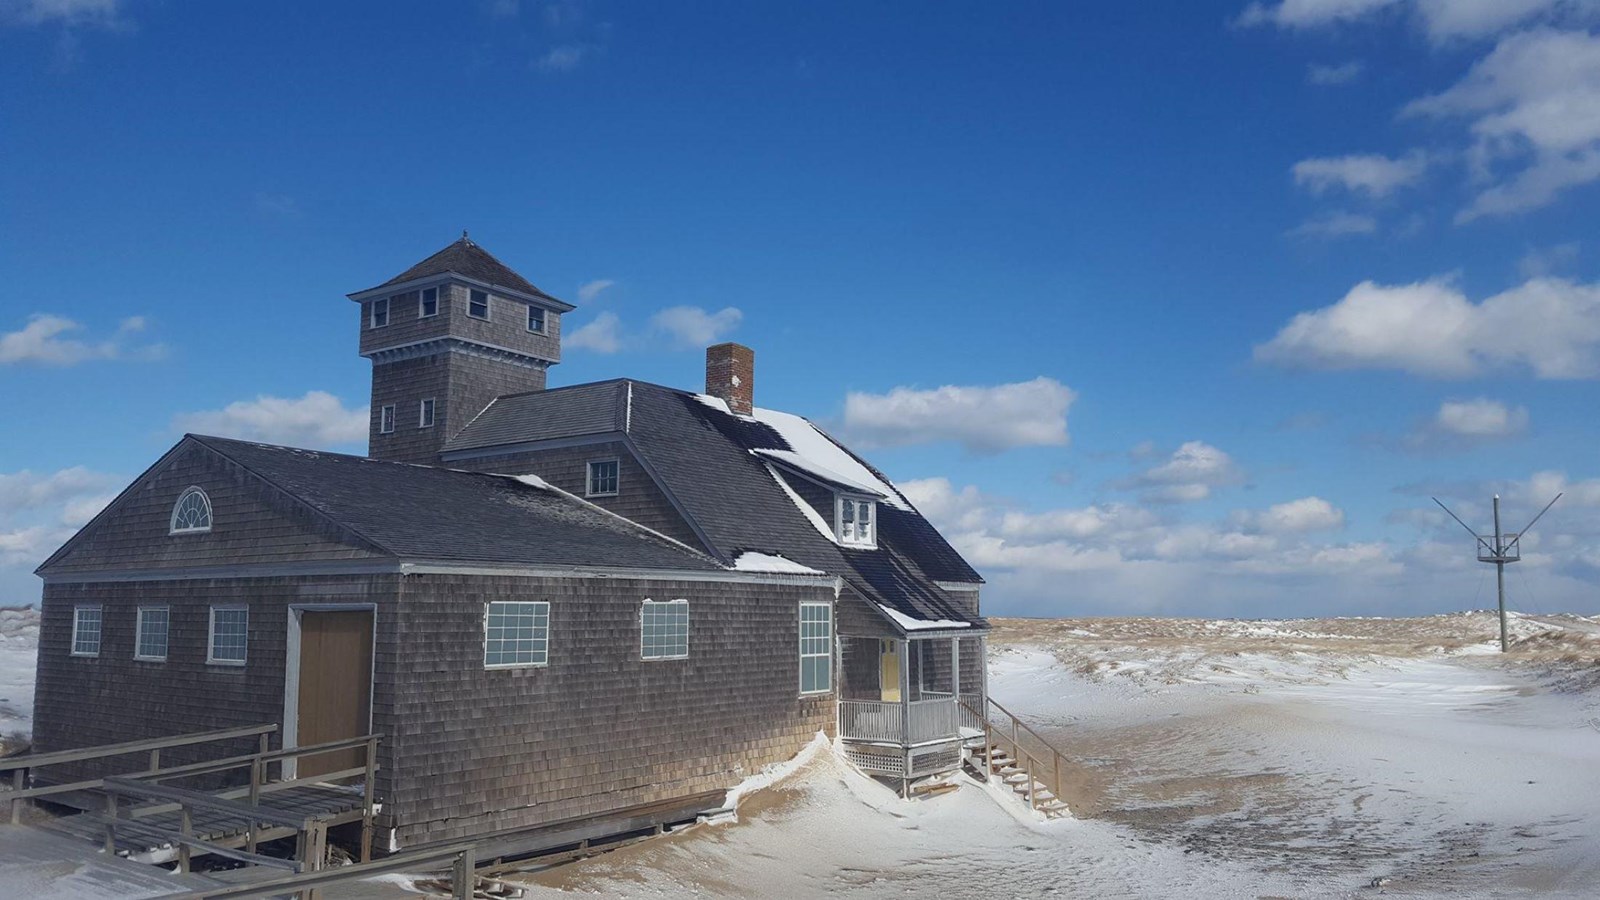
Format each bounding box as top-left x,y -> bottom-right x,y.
102,778 -> 307,829
0,724 -> 277,772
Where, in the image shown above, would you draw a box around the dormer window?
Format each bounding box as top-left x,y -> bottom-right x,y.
527,305 -> 546,334
170,487 -> 213,534
420,287 -> 439,318
468,290 -> 490,320
370,297 -> 389,328
836,496 -> 875,548
587,459 -> 619,497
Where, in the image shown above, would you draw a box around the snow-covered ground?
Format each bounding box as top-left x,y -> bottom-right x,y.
2,608 -> 1597,898
0,607 -> 37,755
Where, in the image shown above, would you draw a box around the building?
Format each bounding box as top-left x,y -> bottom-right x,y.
30,236 -> 989,851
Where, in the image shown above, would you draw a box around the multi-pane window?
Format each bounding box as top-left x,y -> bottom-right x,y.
640,599 -> 689,660
419,398 -> 436,429
468,290 -> 490,319
208,606 -> 248,665
420,286 -> 439,318
170,487 -> 212,534
484,601 -> 550,668
799,602 -> 833,693
527,305 -> 546,334
71,605 -> 102,657
837,497 -> 876,547
379,404 -> 395,434
586,459 -> 619,497
370,297 -> 389,328
136,606 -> 169,661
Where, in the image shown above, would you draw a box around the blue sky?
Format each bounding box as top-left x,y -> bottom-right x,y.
3,0 -> 1599,617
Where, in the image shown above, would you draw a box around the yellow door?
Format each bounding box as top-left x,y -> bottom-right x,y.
880,639 -> 901,702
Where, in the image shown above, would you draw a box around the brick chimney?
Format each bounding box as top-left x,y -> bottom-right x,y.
705,342 -> 755,415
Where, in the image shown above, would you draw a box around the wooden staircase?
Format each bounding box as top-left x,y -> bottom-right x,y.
959,698 -> 1071,819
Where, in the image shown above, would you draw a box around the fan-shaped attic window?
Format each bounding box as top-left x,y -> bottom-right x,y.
170,487 -> 213,535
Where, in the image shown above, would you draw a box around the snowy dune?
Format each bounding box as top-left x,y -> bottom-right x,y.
0,607 -> 37,755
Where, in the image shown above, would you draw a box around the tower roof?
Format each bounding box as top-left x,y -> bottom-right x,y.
356,234 -> 564,304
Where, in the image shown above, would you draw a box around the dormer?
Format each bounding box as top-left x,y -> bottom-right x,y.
754,449 -> 886,551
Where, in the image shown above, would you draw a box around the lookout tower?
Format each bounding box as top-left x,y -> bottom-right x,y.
347,234 -> 574,464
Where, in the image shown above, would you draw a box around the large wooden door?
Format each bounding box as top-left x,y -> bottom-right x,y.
295,610 -> 373,779
879,639 -> 901,703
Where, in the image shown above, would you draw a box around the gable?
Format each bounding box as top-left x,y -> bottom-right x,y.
39,440 -> 386,576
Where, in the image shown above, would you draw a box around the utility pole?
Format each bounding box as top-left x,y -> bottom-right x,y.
1433,492 -> 1562,652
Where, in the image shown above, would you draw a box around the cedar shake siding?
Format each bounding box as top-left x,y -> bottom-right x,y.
358,284 -> 563,363
384,573 -> 836,845
368,349 -> 548,465
450,442 -> 703,550
43,442 -> 384,576
31,575 -> 395,794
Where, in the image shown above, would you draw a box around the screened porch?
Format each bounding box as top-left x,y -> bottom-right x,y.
837,634 -> 986,748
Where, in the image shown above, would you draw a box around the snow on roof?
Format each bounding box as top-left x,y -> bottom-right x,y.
750,449 -> 886,498
763,462 -> 840,545
879,605 -> 972,631
733,551 -> 826,575
748,406 -> 911,511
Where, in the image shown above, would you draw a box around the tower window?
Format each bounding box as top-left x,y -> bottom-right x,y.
420,287 -> 439,318
380,404 -> 395,434
469,290 -> 490,320
587,459 -> 619,497
527,305 -> 546,334
419,398 -> 436,429
370,297 -> 389,328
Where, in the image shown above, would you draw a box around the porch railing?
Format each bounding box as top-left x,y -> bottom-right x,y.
839,697 -> 968,746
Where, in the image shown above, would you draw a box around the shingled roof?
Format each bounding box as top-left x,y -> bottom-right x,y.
183,435 -> 721,571
359,235 -> 565,304
444,379 -> 986,631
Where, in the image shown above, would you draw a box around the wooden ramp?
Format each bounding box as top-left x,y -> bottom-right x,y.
0,823 -> 224,899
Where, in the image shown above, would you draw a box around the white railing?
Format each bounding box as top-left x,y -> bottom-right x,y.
840,697 -> 965,745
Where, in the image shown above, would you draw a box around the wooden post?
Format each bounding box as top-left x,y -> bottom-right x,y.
1054,752 -> 1062,809
361,736 -> 377,863
453,845 -> 478,900
301,820 -> 327,900
148,748 -> 161,774
258,732 -> 271,782
177,805 -> 193,875
1026,757 -> 1036,811
9,768 -> 23,824
102,792 -> 118,855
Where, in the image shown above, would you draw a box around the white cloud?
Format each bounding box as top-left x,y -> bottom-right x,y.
1255,276 -> 1600,378
172,391 -> 368,448
1519,241 -> 1580,277
1404,28 -> 1600,220
254,192 -> 300,218
1286,211 -> 1378,239
0,314 -> 165,366
1238,0 -> 1581,40
1,0 -> 123,28
0,525 -> 69,567
842,377 -> 1076,453
1307,60 -> 1365,84
1292,151 -> 1430,197
1233,496 -> 1347,533
576,279 -> 615,303
0,467 -> 114,514
1434,397 -> 1529,437
650,306 -> 743,348
536,44 -> 585,72
1128,441 -> 1243,504
565,311 -> 623,353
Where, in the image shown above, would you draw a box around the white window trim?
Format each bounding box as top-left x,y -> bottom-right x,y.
639,598 -> 689,661
370,297 -> 390,328
586,458 -> 620,498
134,605 -> 169,662
71,604 -> 102,658
379,404 -> 395,434
468,290 -> 492,321
526,304 -> 546,334
169,486 -> 213,535
419,398 -> 436,429
483,600 -> 551,669
834,495 -> 877,549
419,286 -> 440,319
798,601 -> 833,695
207,605 -> 249,666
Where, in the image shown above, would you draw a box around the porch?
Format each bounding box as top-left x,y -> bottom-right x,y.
836,633 -> 986,781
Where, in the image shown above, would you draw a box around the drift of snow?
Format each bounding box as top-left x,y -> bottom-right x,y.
731,552 -> 824,575
719,731 -> 829,818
